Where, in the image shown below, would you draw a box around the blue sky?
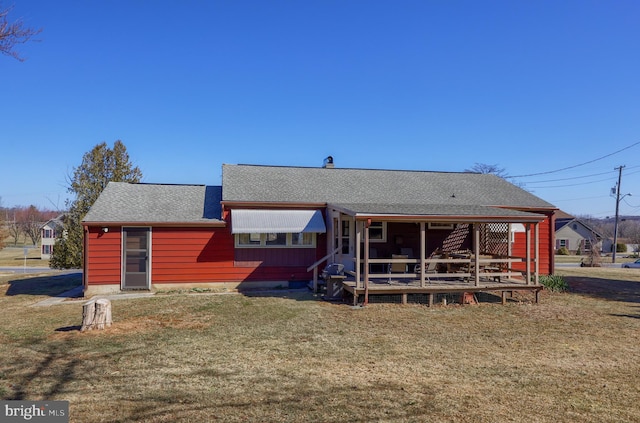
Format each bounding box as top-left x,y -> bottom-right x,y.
2,0 -> 639,218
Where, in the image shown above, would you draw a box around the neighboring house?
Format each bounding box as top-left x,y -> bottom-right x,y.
40,215 -> 64,260
554,211 -> 603,254
82,161 -> 558,302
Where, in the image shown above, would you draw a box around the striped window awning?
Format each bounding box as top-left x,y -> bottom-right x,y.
231,209 -> 326,234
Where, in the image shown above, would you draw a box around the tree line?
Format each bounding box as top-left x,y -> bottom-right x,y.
581,216 -> 640,248
0,205 -> 59,248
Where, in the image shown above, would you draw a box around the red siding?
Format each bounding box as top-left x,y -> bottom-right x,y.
85,224 -> 327,287
85,227 -> 122,285
511,213 -> 554,275
151,227 -> 324,283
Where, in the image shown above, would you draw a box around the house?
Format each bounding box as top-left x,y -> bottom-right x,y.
82,161 -> 558,304
554,211 -> 603,254
40,215 -> 65,260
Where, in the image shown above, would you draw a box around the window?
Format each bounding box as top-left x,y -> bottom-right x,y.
265,233 -> 287,246
235,233 -> 316,248
42,245 -> 52,255
292,233 -> 313,246
237,233 -> 261,246
341,220 -> 350,254
43,229 -> 53,238
368,221 -> 387,243
558,239 -> 568,248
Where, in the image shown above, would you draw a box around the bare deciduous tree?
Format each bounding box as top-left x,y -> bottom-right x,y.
465,163 -> 508,178
6,209 -> 21,245
0,3 -> 41,61
20,205 -> 43,246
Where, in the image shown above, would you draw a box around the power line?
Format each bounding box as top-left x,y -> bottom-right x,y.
510,140 -> 640,178
523,175 -> 615,189
522,170 -> 615,184
549,195 -> 610,202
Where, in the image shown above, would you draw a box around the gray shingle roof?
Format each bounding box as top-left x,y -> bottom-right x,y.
83,182 -> 223,224
222,164 -> 556,211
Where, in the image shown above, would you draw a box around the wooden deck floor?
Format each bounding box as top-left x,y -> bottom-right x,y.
340,277 -> 542,306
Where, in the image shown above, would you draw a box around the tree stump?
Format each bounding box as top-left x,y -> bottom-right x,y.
81,299 -> 112,331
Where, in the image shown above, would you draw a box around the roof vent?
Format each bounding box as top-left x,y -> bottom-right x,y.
323,156 -> 334,169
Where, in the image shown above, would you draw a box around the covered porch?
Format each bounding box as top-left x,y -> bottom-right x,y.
323,203 -> 547,305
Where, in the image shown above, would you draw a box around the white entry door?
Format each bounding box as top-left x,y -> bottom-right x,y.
334,216 -> 355,272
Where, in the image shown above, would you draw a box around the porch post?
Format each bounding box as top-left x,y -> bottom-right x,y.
364,219 -> 370,305
337,214 -> 343,266
534,222 -> 540,285
420,222 -> 426,287
508,223 -> 513,279
526,223 -> 532,285
474,223 -> 480,286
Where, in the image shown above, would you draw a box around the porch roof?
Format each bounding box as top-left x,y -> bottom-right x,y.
328,202 -> 546,222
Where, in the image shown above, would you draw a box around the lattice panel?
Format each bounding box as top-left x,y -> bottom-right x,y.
479,223 -> 510,256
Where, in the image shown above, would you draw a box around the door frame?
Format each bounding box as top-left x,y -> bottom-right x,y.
121,226 -> 152,290
331,211 -> 355,272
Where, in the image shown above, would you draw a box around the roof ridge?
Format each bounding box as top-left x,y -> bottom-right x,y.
112,181 -> 211,187
224,163 -> 478,175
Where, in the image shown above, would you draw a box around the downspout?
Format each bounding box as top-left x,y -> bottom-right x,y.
535,222 -> 540,285
550,212 -> 556,274
355,221 -> 361,288
419,222 -> 425,287
526,223 -> 532,285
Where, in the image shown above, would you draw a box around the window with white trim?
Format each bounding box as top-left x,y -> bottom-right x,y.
236,233 -> 317,248
368,221 -> 387,243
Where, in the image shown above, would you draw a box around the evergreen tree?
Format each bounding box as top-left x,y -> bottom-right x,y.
50,141 -> 142,268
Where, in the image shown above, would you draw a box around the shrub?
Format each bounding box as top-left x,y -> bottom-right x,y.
616,243 -> 627,253
539,274 -> 569,292
556,247 -> 570,255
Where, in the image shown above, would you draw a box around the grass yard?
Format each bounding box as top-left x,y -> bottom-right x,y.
0,246 -> 49,267
0,268 -> 639,422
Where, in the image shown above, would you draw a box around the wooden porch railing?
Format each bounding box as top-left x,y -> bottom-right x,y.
358,255 -> 532,287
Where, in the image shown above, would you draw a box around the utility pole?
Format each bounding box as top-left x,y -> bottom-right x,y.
612,165 -> 625,264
